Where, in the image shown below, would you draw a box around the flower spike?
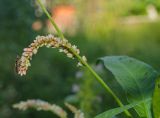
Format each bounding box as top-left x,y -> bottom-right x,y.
16,34 -> 87,76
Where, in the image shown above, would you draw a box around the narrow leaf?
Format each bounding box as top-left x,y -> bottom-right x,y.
95,99 -> 151,118
153,77 -> 160,118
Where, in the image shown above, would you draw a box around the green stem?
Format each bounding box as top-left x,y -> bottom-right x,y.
72,52 -> 132,117
37,0 -> 132,117
37,0 -> 64,40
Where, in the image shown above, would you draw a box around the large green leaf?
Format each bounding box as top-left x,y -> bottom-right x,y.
100,56 -> 158,117
153,77 -> 160,118
95,99 -> 151,118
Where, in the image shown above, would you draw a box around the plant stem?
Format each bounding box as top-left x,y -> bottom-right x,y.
72,52 -> 132,117
37,0 -> 132,117
37,0 -> 64,40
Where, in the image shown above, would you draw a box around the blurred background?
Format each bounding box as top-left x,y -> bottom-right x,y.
0,0 -> 160,118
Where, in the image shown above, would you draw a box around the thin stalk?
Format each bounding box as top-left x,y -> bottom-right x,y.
71,52 -> 132,117
37,0 -> 64,40
37,0 -> 132,117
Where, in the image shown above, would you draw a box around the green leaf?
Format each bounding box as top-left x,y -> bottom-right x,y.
100,56 -> 158,117
95,99 -> 151,118
153,77 -> 160,118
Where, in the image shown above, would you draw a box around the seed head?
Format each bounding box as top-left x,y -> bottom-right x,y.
16,34 -> 87,76
13,99 -> 67,118
65,103 -> 84,118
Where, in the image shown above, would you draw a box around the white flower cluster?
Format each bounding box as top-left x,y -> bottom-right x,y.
16,34 -> 87,76
13,100 -> 85,118
65,103 -> 84,118
13,99 -> 67,118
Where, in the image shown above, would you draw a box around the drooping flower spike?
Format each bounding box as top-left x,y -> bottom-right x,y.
13,100 -> 85,118
13,99 -> 67,118
65,103 -> 84,118
16,34 -> 87,76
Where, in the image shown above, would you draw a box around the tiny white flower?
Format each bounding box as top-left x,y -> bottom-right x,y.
72,45 -> 77,49
46,44 -> 52,48
76,49 -> 80,54
67,53 -> 73,58
59,49 -> 64,52
77,62 -> 83,67
33,49 -> 38,54
82,56 -> 87,62
63,49 -> 68,54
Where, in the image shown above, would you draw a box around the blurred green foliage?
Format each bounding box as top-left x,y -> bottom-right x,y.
0,0 -> 160,118
153,77 -> 160,118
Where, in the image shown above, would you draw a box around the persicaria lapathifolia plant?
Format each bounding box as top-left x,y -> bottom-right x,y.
17,34 -> 86,76
13,99 -> 84,118
15,0 -> 133,117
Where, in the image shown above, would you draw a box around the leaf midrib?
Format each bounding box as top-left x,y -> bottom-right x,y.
116,60 -> 150,118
